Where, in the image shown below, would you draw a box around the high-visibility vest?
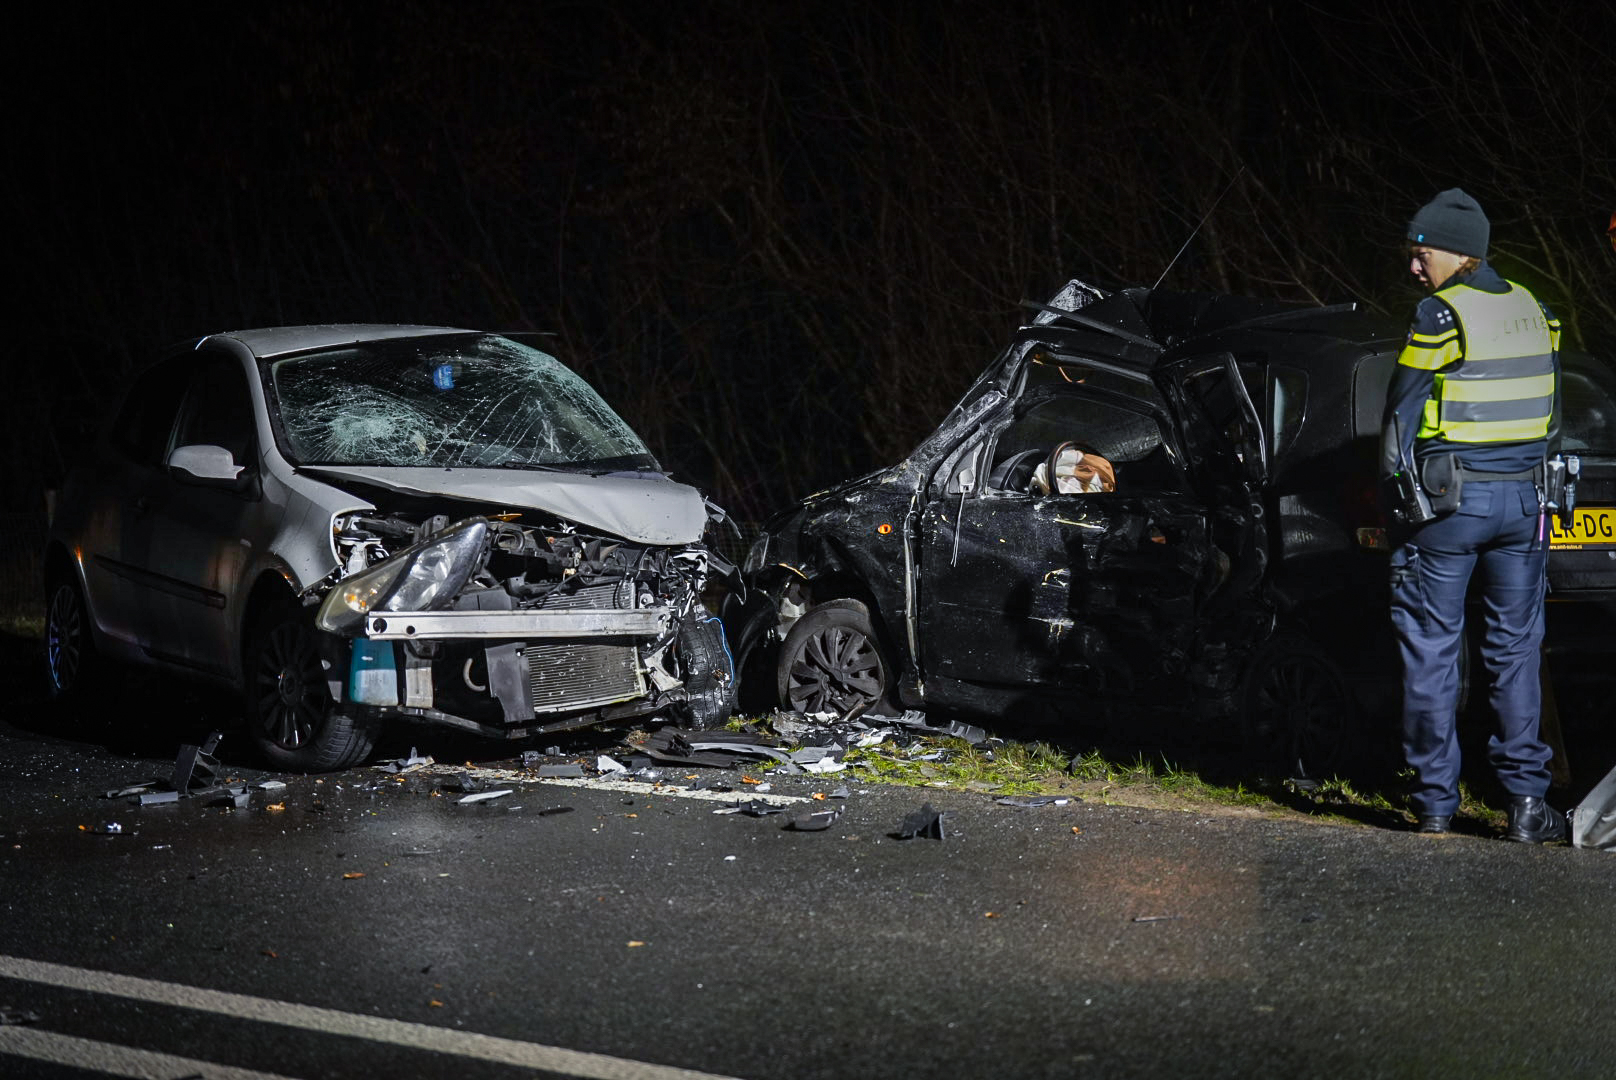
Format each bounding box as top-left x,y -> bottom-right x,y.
1410,282 -> 1555,443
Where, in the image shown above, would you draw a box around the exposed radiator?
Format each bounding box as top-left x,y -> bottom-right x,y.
527,583 -> 646,713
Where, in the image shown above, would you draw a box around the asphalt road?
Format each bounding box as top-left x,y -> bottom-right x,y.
2,691 -> 1615,1080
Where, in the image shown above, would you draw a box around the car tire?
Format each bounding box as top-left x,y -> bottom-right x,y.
675,615 -> 738,728
243,605 -> 378,771
1239,632 -> 1352,777
44,571 -> 104,710
776,602 -> 893,718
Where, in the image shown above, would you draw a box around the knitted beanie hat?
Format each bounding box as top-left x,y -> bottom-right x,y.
1407,188 -> 1490,257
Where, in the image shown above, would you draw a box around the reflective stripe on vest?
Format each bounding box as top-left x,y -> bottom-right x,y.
1416,281 -> 1555,443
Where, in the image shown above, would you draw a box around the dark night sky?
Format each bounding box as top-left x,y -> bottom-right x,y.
6,1 -> 1613,516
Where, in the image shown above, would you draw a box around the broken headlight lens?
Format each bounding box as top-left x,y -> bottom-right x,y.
316,518 -> 490,634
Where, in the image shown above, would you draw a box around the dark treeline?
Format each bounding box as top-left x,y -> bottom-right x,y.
8,1 -> 1614,522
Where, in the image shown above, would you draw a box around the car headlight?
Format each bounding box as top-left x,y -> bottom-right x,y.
316,517 -> 489,634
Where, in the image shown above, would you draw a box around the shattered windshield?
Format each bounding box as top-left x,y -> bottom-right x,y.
268,335 -> 658,470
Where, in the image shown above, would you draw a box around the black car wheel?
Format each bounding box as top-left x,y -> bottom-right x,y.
45,572 -> 102,706
1239,633 -> 1352,777
244,606 -> 378,771
777,602 -> 892,718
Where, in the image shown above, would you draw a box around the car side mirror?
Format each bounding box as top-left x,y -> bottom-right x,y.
167,444 -> 250,489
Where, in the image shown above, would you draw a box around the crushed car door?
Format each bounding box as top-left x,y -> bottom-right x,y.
1153,351 -> 1270,615
917,386 -> 1217,694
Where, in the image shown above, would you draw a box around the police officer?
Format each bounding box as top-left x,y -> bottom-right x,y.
1383,188 -> 1565,842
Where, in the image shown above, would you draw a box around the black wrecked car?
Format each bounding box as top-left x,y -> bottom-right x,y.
711,283 -> 1464,770
729,279 -> 1616,770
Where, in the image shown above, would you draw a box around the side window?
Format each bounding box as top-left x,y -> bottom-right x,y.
172,355 -> 256,466
1269,365 -> 1307,461
1353,350 -> 1398,438
1561,355 -> 1616,454
111,357 -> 195,467
985,393 -> 1175,495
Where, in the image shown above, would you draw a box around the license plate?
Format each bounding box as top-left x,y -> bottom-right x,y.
1550,506 -> 1616,548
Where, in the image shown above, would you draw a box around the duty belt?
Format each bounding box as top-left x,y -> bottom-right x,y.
1456,465 -> 1539,482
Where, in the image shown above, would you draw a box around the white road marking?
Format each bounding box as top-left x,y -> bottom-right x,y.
0,1026 -> 300,1080
0,955 -> 748,1080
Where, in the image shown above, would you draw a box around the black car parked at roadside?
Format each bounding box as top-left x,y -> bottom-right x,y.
725,280 -> 1616,773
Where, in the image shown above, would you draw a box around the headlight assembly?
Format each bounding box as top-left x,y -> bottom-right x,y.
317,517 -> 489,634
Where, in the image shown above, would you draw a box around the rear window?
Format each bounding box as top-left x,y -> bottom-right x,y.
1562,353 -> 1616,454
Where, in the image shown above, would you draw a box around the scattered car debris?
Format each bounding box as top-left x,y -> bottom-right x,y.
895,803 -> 948,840
439,772 -> 481,794
535,763 -> 586,779
828,785 -> 851,799
800,757 -> 848,774
255,780 -> 287,792
90,822 -> 123,835
596,755 -> 628,775
104,782 -> 158,799
171,732 -> 225,794
994,795 -> 1077,808
785,807 -> 842,831
199,784 -> 251,809
457,789 -> 514,804
1571,763 -> 1616,851
378,748 -> 434,774
537,805 -> 575,817
521,750 -> 542,768
869,710 -> 990,746
138,791 -> 181,807
0,1007 -> 42,1026
635,728 -> 804,773
714,800 -> 788,817
1132,915 -> 1182,923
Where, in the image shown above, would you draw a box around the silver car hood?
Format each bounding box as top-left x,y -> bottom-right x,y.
303,465 -> 708,546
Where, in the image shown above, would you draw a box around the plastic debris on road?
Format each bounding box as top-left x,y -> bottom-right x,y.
994,795 -> 1077,808
377,747 -> 434,773
895,802 -> 949,840
785,806 -> 841,831
535,763 -> 586,778
457,789 -> 514,804
713,799 -> 788,816
596,755 -> 628,775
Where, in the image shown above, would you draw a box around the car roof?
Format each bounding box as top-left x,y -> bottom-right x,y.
1020,285 -> 1403,361
200,324 -> 473,359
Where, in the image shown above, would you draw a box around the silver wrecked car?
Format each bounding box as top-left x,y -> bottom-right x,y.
44,325 -> 737,770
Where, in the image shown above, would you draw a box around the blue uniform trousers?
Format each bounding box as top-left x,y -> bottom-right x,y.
1389,480 -> 1551,816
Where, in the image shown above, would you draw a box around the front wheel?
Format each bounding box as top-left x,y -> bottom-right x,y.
243,606 -> 378,771
776,602 -> 893,718
1239,632 -> 1353,777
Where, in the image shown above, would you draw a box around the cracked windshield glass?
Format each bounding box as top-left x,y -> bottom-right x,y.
270,334 -> 656,470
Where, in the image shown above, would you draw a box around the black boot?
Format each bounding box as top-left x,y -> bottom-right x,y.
1416,814 -> 1452,834
1505,796 -> 1566,844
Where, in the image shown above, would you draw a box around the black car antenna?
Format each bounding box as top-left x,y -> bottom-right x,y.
1150,165 -> 1246,292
